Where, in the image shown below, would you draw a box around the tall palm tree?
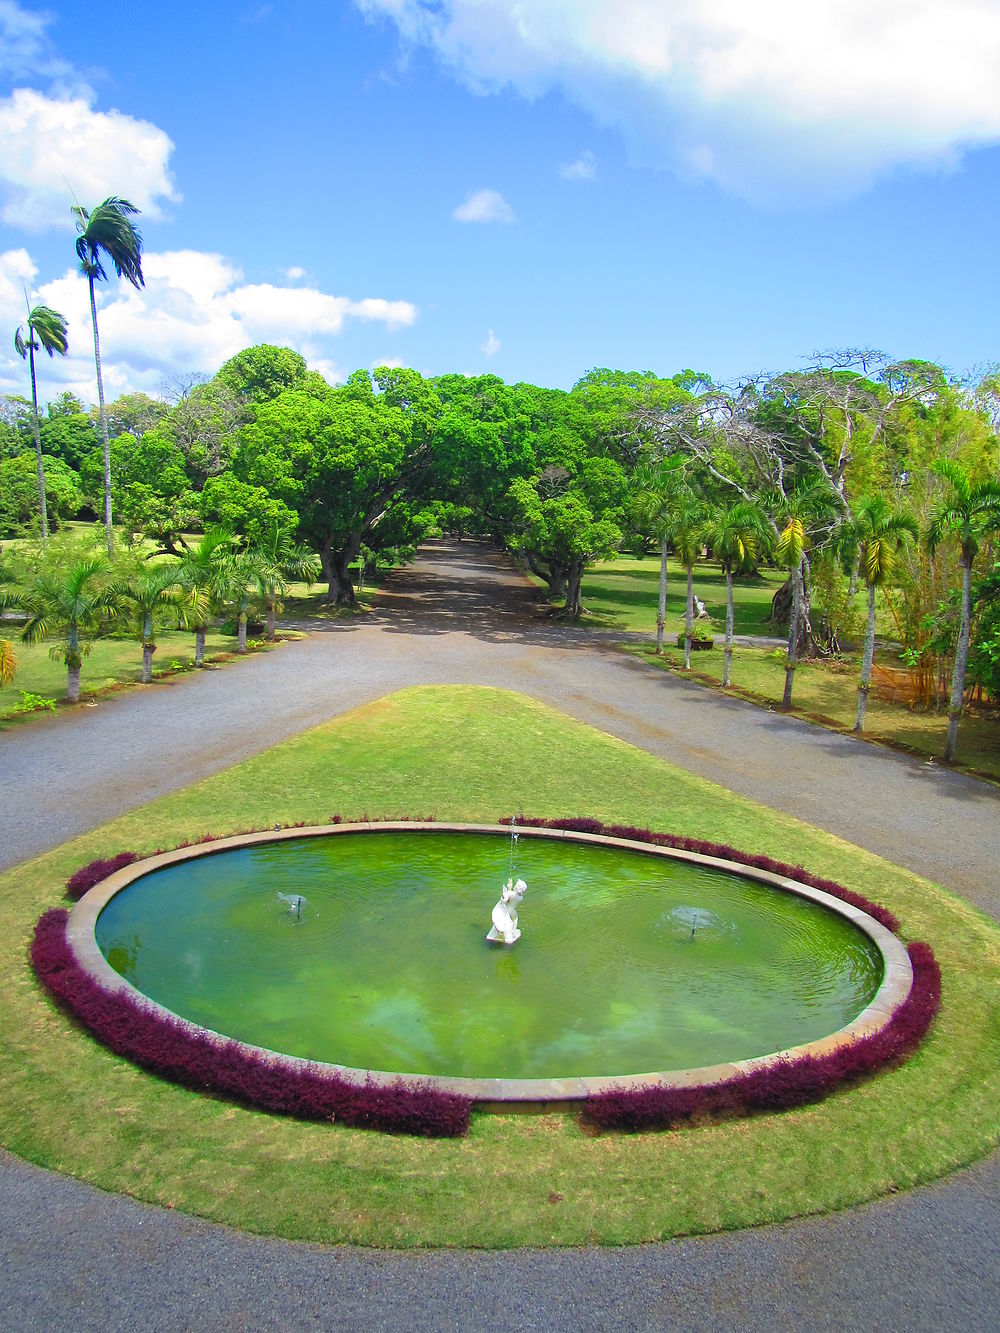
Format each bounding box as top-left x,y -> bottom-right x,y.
174,529 -> 232,666
72,197 -> 145,557
3,556 -> 118,702
632,456 -> 686,654
249,525 -> 320,640
112,564 -> 185,683
848,495 -> 918,733
704,500 -> 769,687
14,301 -> 69,546
927,459 -> 1000,761
669,498 -> 706,669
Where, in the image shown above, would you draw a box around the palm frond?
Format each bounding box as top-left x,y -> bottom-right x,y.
73,197 -> 144,289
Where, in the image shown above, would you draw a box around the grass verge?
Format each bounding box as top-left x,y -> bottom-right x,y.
3,685 -> 999,1247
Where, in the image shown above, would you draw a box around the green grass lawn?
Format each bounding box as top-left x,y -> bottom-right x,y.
571,555 -> 787,635
3,686 -> 998,1247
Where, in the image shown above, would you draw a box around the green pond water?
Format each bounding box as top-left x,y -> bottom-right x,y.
95,832 -> 884,1080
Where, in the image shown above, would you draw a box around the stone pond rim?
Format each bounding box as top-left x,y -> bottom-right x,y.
65,821 -> 914,1112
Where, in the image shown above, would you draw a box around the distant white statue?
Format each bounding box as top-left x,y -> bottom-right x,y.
487,877 -> 526,944
693,594 -> 708,619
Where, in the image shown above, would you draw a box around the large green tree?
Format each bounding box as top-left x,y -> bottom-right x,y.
72,196 -> 145,556
703,499 -> 769,686
14,302 -> 69,544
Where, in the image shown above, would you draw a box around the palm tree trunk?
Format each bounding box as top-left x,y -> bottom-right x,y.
267,597 -> 276,640
723,564 -> 734,687
27,345 -> 49,544
855,583 -> 877,732
195,626 -> 206,667
238,612 -> 247,652
782,560 -> 803,707
944,559 -> 973,762
656,535 -> 668,654
684,564 -> 693,668
141,611 -> 154,683
67,662 -> 81,704
87,273 -> 114,558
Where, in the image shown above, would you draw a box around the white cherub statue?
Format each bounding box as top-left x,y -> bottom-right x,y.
487,877 -> 526,944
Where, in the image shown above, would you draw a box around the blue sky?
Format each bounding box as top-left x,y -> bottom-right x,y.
2,0 -> 1000,403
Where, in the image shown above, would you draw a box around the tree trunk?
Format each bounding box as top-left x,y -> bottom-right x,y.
684,564 -> 693,668
328,534 -> 360,606
28,345 -> 49,544
267,597 -> 276,640
782,560 -> 803,707
319,535 -> 337,602
238,613 -> 247,652
723,564 -> 734,687
656,535 -> 668,654
848,547 -> 861,598
67,662 -> 81,704
565,561 -> 584,618
855,582 -> 877,732
943,559 -> 972,762
195,626 -> 206,666
87,273 -> 114,558
141,642 -> 155,684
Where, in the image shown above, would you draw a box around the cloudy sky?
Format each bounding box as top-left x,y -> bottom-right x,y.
1,0 -> 999,403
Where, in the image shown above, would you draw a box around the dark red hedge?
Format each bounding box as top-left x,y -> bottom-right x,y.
583,940 -> 940,1131
502,815 -> 901,932
65,852 -> 139,901
31,908 -> 470,1138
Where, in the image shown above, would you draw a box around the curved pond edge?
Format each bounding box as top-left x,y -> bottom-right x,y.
32,821 -> 940,1135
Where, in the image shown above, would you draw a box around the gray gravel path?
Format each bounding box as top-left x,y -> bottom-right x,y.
3,540 -> 1000,1329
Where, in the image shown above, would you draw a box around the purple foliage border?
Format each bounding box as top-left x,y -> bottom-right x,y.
31,907 -> 471,1138
42,817 -> 941,1136
503,815 -> 941,1131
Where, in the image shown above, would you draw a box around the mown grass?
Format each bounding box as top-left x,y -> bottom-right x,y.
3,685 -> 999,1247
574,555 -> 787,635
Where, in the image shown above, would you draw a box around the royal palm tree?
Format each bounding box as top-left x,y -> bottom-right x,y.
112,564 -> 185,683
848,495 -> 918,733
72,197 -> 145,557
248,525 -> 320,640
4,556 -> 117,702
14,301 -> 69,545
669,498 -> 706,669
704,500 -> 769,687
632,456 -> 686,654
927,459 -> 1000,761
174,529 -> 232,666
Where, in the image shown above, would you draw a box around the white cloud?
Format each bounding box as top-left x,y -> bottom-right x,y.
453,187 -> 514,222
559,149 -> 597,181
372,355 -> 406,369
358,0 -> 1000,201
0,246 -> 418,401
482,329 -> 500,356
0,87 -> 179,230
282,265 -> 307,281
0,1 -> 78,86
